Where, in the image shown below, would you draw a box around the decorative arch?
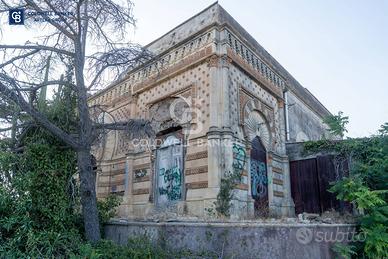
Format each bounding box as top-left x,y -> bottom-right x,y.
240,91 -> 277,148
244,109 -> 272,151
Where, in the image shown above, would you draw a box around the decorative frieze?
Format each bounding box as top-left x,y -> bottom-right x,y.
132,188 -> 150,195
272,166 -> 283,174
273,178 -> 284,186
186,181 -> 208,189
130,31 -> 214,90
273,190 -> 284,198
185,166 -> 208,175
186,151 -> 208,161
225,29 -> 285,90
98,178 -> 125,187
133,175 -> 150,183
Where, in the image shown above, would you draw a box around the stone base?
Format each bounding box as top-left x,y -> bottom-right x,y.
105,221 -> 356,259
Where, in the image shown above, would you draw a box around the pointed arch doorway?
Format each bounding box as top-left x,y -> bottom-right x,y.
250,136 -> 269,217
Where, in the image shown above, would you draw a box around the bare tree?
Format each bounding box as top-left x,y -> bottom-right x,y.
0,0 -> 153,243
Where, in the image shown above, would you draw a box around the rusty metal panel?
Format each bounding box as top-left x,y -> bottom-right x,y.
290,158 -> 321,214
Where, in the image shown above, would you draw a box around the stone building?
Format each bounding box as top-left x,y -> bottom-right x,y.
89,3 -> 331,219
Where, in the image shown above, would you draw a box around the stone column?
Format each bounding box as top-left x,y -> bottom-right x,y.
120,152 -> 134,217
281,156 -> 295,217
277,98 -> 295,216
205,55 -> 224,211
206,54 -> 234,216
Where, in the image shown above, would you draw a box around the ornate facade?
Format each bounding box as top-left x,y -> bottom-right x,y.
89,3 -> 331,219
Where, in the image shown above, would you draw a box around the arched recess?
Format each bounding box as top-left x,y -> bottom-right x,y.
242,102 -> 272,217
149,97 -> 190,134
244,110 -> 271,151
242,98 -> 273,151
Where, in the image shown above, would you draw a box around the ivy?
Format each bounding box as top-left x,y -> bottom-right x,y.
304,122 -> 388,258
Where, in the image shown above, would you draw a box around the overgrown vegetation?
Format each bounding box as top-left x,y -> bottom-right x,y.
304,113 -> 388,258
0,87 -> 209,258
70,237 -> 217,259
214,145 -> 246,217
0,88 -> 80,257
323,111 -> 349,138
214,169 -> 243,217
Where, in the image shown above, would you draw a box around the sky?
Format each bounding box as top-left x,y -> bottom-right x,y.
1,0 -> 387,138
129,0 -> 388,137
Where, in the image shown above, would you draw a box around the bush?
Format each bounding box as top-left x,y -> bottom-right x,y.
305,122 -> 388,258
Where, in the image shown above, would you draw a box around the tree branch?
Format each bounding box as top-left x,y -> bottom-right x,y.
0,49 -> 40,69
0,81 -> 79,149
0,44 -> 74,56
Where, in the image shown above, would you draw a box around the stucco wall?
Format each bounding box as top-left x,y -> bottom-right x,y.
105,221 -> 355,259
287,91 -> 329,142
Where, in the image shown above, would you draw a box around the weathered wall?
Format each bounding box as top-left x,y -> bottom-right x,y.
287,91 -> 329,142
88,2 -> 334,220
105,221 -> 355,259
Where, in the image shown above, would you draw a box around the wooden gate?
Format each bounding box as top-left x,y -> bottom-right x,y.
290,155 -> 351,214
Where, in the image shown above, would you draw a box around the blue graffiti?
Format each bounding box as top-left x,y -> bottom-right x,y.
232,144 -> 246,172
250,159 -> 268,198
158,166 -> 182,201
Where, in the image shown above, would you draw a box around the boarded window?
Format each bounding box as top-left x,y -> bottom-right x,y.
156,135 -> 183,206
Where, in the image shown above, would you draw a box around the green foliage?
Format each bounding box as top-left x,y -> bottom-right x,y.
214,171 -> 241,217
0,88 -> 84,258
323,111 -> 349,138
213,144 -> 247,217
329,178 -> 386,210
332,242 -> 357,259
378,122 -> 388,136
0,142 -> 83,258
0,86 -> 210,257
306,121 -> 388,258
98,194 -> 121,224
69,237 -> 216,259
214,170 -> 243,217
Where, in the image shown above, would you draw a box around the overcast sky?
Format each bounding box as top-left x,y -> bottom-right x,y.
1,0 -> 387,138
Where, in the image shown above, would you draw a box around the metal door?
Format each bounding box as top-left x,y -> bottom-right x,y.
250,136 -> 269,217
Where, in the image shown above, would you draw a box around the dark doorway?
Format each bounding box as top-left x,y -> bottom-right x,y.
250,136 -> 269,217
290,155 -> 352,214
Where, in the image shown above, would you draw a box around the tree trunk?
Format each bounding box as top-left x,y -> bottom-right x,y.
77,148 -> 101,243
73,39 -> 101,243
